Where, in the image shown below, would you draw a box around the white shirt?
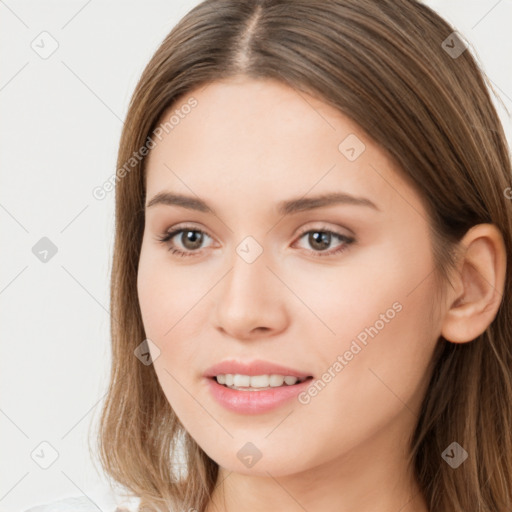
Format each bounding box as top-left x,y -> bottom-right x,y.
22,494 -> 141,512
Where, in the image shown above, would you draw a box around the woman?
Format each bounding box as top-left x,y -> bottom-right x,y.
96,0 -> 512,511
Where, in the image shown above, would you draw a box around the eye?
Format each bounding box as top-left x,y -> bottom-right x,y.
293,225 -> 355,257
155,224 -> 355,258
155,225 -> 214,257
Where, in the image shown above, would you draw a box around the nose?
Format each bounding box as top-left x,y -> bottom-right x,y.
213,248 -> 289,340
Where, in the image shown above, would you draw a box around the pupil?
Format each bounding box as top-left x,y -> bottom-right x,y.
310,231 -> 330,250
182,230 -> 203,250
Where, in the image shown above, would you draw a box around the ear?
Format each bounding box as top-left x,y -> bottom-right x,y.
441,223 -> 507,343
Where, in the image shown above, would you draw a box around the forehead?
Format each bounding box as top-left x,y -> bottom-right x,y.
144,77 -> 421,219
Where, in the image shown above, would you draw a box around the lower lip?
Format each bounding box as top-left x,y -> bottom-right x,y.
206,377 -> 313,414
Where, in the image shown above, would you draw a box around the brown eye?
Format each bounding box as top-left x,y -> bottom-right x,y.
156,226 -> 213,257
294,227 -> 355,257
179,230 -> 204,250
308,231 -> 332,251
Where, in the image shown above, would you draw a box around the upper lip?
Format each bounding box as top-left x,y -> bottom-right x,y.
204,359 -> 312,379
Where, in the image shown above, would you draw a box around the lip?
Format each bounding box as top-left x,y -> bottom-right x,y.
206,375 -> 313,414
203,359 -> 312,379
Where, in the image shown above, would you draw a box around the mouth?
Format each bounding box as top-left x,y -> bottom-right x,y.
206,373 -> 314,414
210,374 -> 314,391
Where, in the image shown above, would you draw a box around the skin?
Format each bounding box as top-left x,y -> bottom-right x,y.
137,75 -> 506,512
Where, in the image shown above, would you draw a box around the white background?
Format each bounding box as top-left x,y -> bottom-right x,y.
1,1 -> 511,510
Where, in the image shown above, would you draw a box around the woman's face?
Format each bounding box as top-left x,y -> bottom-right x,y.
137,76 -> 444,478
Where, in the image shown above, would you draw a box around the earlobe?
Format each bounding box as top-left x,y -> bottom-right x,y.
440,223 -> 506,344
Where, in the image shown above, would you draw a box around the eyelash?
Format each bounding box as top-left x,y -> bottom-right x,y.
155,224 -> 355,258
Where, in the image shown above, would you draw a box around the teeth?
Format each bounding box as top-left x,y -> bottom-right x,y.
214,374 -> 306,389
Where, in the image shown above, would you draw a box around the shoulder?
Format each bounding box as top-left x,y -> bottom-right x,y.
23,495 -> 140,512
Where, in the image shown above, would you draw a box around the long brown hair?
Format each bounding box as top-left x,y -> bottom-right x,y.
94,1 -> 512,510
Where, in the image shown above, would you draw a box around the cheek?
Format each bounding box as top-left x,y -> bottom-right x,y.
295,248 -> 439,435
136,247 -> 213,390
278,239 -> 433,349
136,253 -> 203,414
137,247 -> 200,339
278,283 -> 439,470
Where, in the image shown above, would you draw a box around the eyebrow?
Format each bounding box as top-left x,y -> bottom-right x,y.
146,191 -> 380,215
